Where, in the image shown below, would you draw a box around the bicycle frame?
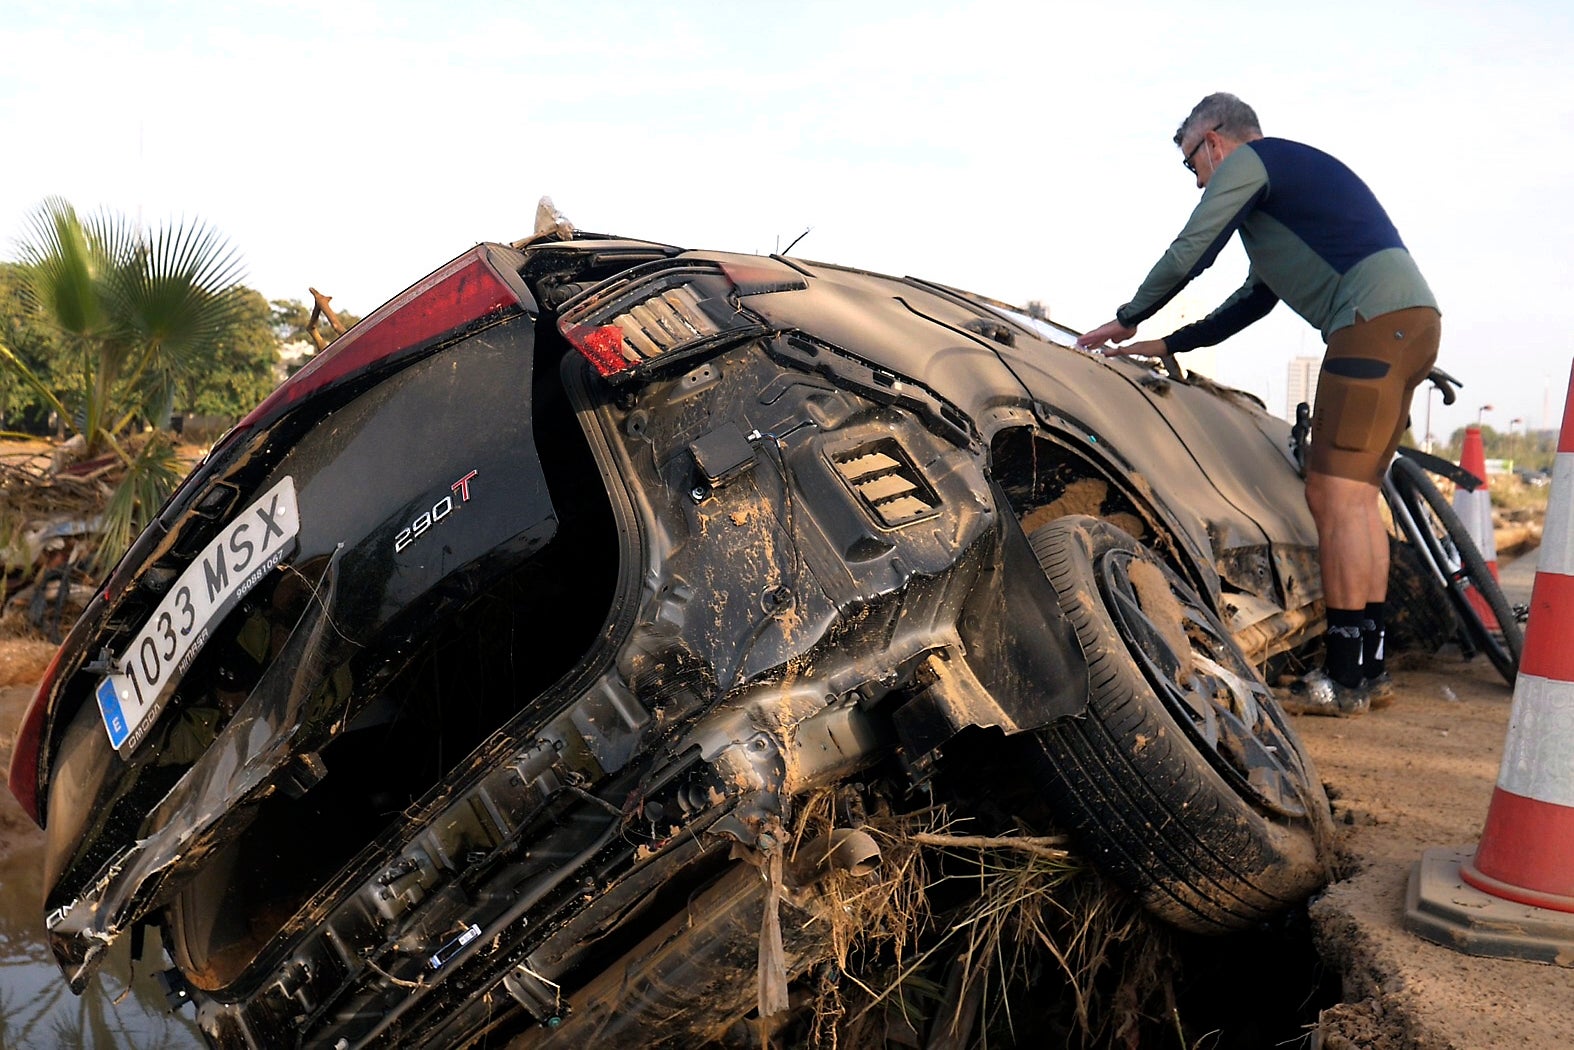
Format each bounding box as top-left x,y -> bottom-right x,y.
1382,465 -> 1453,612
1383,446 -> 1482,616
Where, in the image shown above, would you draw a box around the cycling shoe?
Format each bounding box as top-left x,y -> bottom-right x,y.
1279,667 -> 1370,717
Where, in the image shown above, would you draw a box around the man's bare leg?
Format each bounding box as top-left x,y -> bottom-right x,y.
1363,488 -> 1389,606
1305,472 -> 1385,689
1305,472 -> 1384,606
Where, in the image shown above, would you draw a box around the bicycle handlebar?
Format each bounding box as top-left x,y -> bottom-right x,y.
1426,367 -> 1462,406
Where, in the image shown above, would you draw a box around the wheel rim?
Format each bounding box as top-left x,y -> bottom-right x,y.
1097,549 -> 1309,820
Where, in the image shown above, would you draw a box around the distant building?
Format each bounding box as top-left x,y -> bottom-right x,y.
277,340 -> 316,382
1286,356 -> 1320,420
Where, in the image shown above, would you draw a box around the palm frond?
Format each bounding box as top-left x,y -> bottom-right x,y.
9,198 -> 245,561
96,435 -> 183,568
117,216 -> 247,360
80,205 -> 140,273
14,197 -> 109,339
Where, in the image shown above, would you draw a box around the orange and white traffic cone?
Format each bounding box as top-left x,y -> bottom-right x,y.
1453,425 -> 1502,630
1405,364 -> 1574,964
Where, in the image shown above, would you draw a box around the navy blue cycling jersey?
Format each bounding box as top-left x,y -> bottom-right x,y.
1116,137 -> 1436,350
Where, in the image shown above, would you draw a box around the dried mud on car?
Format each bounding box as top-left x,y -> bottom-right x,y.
8,225 -> 1358,1048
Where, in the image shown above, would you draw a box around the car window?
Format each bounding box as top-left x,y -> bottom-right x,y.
904,277 -> 1083,349
976,302 -> 1082,349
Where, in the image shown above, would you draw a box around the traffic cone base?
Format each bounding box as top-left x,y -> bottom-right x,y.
1464,783 -> 1574,911
1406,847 -> 1574,966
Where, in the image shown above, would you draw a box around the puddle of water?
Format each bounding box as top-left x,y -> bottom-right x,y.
0,840 -> 204,1049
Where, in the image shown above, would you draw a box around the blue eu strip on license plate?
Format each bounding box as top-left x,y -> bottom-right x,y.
96,679 -> 130,750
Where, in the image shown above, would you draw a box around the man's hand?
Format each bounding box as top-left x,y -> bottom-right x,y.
1102,338 -> 1169,359
1075,319 -> 1138,351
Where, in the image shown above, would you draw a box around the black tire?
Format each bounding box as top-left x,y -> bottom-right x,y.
1388,455 -> 1522,684
1025,516 -> 1335,934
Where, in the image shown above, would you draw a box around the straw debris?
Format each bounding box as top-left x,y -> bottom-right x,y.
784,786 -> 1178,1048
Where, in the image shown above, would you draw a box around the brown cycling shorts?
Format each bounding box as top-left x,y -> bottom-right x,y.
1309,306 -> 1441,484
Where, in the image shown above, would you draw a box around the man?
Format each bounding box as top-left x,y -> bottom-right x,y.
1076,93 -> 1439,716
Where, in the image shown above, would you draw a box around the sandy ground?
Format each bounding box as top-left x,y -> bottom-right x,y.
0,640 -> 55,862
1296,552 -> 1574,1050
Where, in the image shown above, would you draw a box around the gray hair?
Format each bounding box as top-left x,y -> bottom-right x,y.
1173,93 -> 1263,147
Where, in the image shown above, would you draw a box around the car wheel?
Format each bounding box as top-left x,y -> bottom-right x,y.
1024,516 -> 1335,934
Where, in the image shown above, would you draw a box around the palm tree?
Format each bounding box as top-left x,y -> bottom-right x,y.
1,197 -> 245,563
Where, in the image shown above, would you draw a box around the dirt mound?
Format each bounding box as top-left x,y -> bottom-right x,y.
0,639 -> 54,861
0,637 -> 56,687
0,684 -> 45,860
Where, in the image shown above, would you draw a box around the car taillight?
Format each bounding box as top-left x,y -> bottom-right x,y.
7,645 -> 65,825
560,256 -> 804,380
234,246 -> 531,435
563,323 -> 635,376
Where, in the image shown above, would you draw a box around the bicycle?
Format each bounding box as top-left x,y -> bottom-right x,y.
1292,367 -> 1524,685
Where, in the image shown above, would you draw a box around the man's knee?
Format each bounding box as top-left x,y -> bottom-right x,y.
1305,472 -> 1380,525
1304,472 -> 1341,522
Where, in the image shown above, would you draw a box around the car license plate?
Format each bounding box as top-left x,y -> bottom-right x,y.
96,476 -> 300,755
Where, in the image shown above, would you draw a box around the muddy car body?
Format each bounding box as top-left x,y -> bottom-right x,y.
10,228 -> 1334,1047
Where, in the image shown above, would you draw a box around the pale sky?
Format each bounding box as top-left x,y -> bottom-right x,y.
4,0 -> 1571,442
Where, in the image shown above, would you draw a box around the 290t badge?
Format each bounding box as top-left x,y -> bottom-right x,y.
394,469 -> 477,553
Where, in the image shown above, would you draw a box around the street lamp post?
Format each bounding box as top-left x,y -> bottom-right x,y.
1424,385 -> 1436,452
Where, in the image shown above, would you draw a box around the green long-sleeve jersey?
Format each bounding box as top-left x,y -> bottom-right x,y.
1115,137 -> 1437,352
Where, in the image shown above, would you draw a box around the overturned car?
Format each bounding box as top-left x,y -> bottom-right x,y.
10,216 -> 1339,1047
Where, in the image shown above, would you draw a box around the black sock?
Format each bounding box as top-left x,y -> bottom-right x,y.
1362,601 -> 1386,680
1325,607 -> 1366,688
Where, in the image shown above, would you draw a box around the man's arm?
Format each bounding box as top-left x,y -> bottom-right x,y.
1084,277 -> 1277,358
1076,147 -> 1271,353
1162,278 -> 1279,352
1115,146 -> 1271,330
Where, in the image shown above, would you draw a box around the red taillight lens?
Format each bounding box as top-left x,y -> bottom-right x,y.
235,247 -> 529,434
558,258 -> 799,381
7,645 -> 65,825
564,324 -> 634,377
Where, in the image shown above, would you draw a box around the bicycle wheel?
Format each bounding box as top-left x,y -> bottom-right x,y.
1387,455 -> 1521,684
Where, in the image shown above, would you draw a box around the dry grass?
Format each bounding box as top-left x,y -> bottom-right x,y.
788,788 -> 1175,1049
1489,475 -> 1551,515
1,435 -> 209,582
